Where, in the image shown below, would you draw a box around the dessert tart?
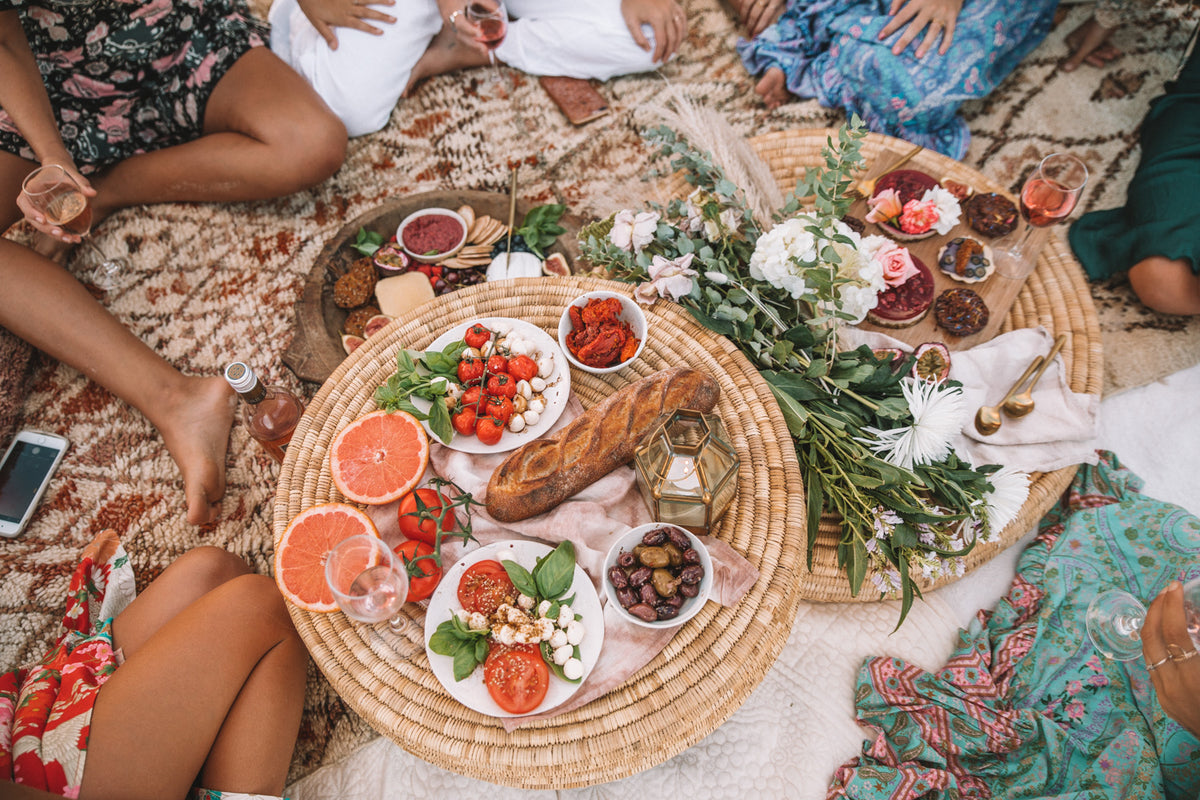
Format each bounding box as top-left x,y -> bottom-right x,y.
963,192 -> 1018,238
933,288 -> 990,337
870,170 -> 940,242
867,254 -> 934,328
937,236 -> 993,284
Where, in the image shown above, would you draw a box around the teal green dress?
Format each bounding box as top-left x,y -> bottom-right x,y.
828,453 -> 1200,799
1069,46 -> 1200,280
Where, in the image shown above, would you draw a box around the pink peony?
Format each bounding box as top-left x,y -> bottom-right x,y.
874,242 -> 918,287
899,199 -> 938,234
865,188 -> 903,224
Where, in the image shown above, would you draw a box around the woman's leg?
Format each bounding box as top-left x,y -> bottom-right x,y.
87,47 -> 347,219
1,154 -> 236,525
1128,256 -> 1200,316
80,572 -> 307,799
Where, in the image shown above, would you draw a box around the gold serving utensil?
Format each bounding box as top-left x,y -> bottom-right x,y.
849,144 -> 924,200
974,355 -> 1044,436
505,165 -> 518,256
1002,334 -> 1068,418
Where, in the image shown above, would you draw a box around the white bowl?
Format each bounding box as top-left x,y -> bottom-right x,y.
397,208 -> 468,264
557,290 -> 648,375
602,522 -> 713,629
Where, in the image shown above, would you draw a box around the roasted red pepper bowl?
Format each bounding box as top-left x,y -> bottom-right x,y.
557,290 -> 648,375
396,207 -> 469,264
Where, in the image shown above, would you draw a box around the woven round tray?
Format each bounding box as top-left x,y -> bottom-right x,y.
274,276 -> 806,788
659,129 -> 1103,600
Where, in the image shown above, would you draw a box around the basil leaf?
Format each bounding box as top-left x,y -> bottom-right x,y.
427,398 -> 453,444
539,641 -> 582,684
428,627 -> 462,657
502,560 -> 538,599
475,637 -> 489,664
532,541 -> 575,600
453,645 -> 482,682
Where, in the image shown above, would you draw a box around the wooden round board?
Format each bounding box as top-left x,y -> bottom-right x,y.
284,190 -> 585,383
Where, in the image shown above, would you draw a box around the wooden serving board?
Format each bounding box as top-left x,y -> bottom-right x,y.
850,147 -> 1026,350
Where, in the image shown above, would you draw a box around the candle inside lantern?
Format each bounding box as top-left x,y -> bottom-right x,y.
665,456 -> 701,492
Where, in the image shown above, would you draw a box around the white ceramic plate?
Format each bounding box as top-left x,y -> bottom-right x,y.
424,540 -> 604,718
410,317 -> 570,453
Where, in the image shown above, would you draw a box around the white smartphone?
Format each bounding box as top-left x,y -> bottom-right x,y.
0,429 -> 70,538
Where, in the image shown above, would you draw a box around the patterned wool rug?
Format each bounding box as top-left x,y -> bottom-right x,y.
0,0 -> 1196,785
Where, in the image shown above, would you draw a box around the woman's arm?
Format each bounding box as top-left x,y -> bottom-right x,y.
1143,581 -> 1200,738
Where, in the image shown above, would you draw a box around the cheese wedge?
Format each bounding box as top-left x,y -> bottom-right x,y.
374,272 -> 435,317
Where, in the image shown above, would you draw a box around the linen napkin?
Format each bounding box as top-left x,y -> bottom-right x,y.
839,326 -> 1099,473
367,396 -> 758,731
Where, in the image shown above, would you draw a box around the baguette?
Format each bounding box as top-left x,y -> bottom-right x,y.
485,367 -> 720,522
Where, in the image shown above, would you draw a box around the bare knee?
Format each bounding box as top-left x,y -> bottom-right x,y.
1128,256 -> 1200,315
274,109 -> 347,189
172,546 -> 253,593
223,573 -> 302,640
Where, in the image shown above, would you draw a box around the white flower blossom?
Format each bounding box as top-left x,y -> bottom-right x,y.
634,252 -> 698,305
979,466 -> 1030,542
860,378 -> 966,470
926,186 -> 962,235
610,209 -> 659,253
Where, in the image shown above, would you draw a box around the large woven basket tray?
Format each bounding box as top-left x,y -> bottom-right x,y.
660,129 -> 1104,601
274,276 -> 806,788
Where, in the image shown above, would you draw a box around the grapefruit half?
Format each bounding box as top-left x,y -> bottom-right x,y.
276,503 -> 379,612
329,409 -> 429,504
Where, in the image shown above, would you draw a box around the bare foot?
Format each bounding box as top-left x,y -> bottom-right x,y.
1062,17 -> 1121,73
157,376 -> 236,524
402,23 -> 489,97
755,67 -> 791,110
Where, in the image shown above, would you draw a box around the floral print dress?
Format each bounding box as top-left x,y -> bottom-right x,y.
0,530 -> 136,796
0,0 -> 267,173
828,453 -> 1200,799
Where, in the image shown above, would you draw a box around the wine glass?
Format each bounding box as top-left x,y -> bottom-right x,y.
325,534 -> 412,637
993,153 -> 1089,282
21,164 -> 128,292
1086,576 -> 1200,661
466,0 -> 508,98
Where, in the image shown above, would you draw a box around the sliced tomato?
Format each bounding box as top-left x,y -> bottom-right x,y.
457,560 -> 514,615
397,487 -> 455,547
393,539 -> 442,603
483,643 -> 550,714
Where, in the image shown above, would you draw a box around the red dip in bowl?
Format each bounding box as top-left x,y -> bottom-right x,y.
402,212 -> 465,258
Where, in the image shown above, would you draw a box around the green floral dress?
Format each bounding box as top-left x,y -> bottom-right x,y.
829,452 -> 1200,799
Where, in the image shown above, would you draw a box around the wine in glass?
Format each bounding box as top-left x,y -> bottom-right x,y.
1086,576 -> 1200,661
466,0 -> 508,98
21,164 -> 128,292
993,153 -> 1089,282
325,534 -> 411,636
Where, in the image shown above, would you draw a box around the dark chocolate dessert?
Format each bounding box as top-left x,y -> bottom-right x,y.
933,288 -> 990,337
964,192 -> 1018,238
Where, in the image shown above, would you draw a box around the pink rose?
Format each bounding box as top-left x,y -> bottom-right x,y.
865,188 -> 903,225
899,199 -> 938,234
874,242 -> 918,287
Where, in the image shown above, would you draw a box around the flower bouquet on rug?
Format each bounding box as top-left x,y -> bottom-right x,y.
579,109 -> 1028,624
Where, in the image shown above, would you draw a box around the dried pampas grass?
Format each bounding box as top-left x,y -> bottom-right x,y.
638,88 -> 783,226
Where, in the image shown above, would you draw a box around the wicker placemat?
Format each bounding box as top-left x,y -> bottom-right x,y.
732,129 -> 1102,600
274,276 -> 806,788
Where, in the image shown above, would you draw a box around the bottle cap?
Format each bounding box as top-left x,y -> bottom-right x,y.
224,362 -> 258,393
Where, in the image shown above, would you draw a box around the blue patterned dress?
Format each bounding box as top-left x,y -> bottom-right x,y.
827,453 -> 1200,799
737,0 -> 1057,159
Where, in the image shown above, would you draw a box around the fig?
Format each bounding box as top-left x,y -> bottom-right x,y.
362,313 -> 395,338
912,342 -> 951,382
341,334 -> 366,355
542,252 -> 570,277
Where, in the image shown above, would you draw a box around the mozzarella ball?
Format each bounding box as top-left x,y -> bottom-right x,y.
530,377 -> 547,393
517,594 -> 535,610
563,658 -> 584,681
517,379 -> 532,399
528,397 -> 546,415
566,619 -> 585,645
549,629 -> 568,649
557,605 -> 574,628
523,410 -> 540,426
553,645 -> 574,666
536,356 -> 554,378
537,600 -> 552,617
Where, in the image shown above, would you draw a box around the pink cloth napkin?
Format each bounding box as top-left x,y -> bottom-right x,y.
369,396 -> 758,730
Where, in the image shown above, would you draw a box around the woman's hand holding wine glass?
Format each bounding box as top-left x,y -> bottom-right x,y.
1142,580 -> 1200,738
463,0 -> 508,97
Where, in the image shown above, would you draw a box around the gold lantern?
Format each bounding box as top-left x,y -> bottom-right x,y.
633,409 -> 740,534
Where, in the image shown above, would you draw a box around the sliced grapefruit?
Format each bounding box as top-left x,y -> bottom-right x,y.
276,503 -> 379,612
329,409 -> 429,504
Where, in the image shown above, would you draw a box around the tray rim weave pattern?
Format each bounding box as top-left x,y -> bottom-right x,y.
274,276 -> 807,788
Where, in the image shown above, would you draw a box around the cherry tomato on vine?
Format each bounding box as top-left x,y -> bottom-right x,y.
457,355 -> 485,385
475,415 -> 505,446
398,487 -> 456,547
507,355 -> 537,383
484,396 -> 514,424
464,323 -> 491,350
457,560 -> 514,615
484,643 -> 549,714
486,373 -> 517,399
460,385 -> 483,410
393,539 -> 442,603
486,354 -> 509,375
451,407 -> 477,437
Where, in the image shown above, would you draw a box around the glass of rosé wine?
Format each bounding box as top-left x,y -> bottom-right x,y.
21,164 -> 128,292
325,534 -> 418,658
465,0 -> 509,98
993,153 -> 1088,282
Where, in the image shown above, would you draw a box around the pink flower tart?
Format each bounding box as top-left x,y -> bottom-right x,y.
867,253 -> 934,328
867,170 -> 941,242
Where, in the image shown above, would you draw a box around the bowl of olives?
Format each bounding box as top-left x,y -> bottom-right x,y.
603,522 -> 712,629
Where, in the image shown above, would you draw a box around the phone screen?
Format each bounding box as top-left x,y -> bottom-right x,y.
0,441 -> 61,523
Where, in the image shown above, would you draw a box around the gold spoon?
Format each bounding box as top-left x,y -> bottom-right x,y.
1002,334 -> 1068,418
974,355 -> 1044,436
849,144 -> 924,200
